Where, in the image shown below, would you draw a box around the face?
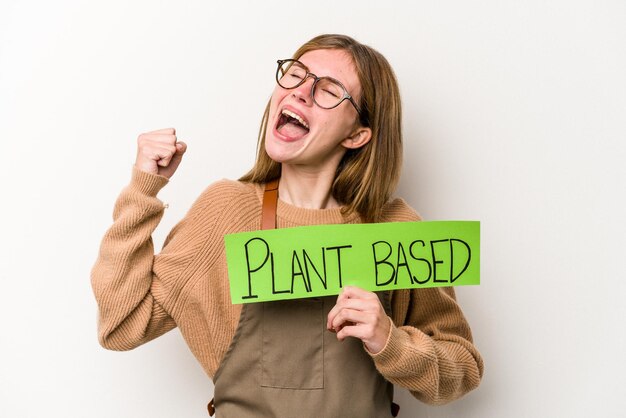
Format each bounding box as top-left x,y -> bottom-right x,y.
265,49 -> 371,173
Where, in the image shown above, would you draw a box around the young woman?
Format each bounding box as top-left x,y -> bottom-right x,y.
91,34 -> 484,417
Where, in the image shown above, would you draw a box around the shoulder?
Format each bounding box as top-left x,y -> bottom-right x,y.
380,197 -> 423,223
185,179 -> 262,222
195,179 -> 260,204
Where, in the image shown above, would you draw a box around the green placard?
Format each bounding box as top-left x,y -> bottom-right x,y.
224,221 -> 480,304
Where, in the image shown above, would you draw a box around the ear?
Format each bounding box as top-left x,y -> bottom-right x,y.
341,126 -> 372,150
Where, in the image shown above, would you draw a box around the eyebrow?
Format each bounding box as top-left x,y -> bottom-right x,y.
297,60 -> 353,90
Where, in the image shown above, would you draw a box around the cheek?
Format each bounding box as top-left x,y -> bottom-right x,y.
268,89 -> 289,124
270,85 -> 288,106
268,92 -> 279,116
324,110 -> 357,137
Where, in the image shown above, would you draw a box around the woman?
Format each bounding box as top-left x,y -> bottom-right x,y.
91,34 -> 484,417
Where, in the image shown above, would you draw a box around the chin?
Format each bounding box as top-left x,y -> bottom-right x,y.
265,132 -> 302,164
264,137 -> 290,164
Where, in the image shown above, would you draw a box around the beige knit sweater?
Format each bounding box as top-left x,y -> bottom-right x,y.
91,165 -> 484,405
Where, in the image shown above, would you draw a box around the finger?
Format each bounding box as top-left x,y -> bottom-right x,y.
327,298 -> 374,329
166,142 -> 187,171
331,308 -> 373,331
138,133 -> 177,145
175,141 -> 187,153
144,127 -> 176,135
339,286 -> 378,301
157,152 -> 175,167
336,322 -> 375,342
144,144 -> 177,167
329,287 -> 379,328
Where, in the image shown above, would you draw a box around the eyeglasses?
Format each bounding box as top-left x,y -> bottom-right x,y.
275,59 -> 367,125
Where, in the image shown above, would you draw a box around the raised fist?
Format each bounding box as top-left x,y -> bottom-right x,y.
134,128 -> 187,179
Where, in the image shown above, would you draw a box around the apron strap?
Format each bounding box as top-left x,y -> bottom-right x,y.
207,178 -> 279,417
261,178 -> 279,230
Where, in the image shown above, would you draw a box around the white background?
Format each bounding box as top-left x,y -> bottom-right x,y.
1,1 -> 625,417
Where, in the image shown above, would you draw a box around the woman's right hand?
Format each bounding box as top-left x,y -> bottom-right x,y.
134,128 -> 187,179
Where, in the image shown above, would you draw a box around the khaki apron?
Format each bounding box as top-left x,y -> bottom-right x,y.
208,180 -> 399,417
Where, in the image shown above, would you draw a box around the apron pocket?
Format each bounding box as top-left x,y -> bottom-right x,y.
261,298 -> 324,389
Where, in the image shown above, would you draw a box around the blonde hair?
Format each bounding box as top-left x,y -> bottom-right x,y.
240,34 -> 403,223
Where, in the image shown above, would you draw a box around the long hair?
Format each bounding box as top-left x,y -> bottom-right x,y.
239,34 -> 403,223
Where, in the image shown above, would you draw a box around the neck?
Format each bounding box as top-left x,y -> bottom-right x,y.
278,164 -> 340,209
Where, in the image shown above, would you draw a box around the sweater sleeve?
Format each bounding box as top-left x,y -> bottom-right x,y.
371,287 -> 484,405
90,166 -> 205,351
368,198 -> 484,404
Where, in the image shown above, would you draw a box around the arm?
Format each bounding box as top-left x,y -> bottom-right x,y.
328,198 -> 483,404
90,166 -> 196,350
370,286 -> 484,405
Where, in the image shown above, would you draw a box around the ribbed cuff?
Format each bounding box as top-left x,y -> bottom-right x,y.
367,318 -> 432,366
129,164 -> 170,196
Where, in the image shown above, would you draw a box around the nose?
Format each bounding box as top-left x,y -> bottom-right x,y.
291,75 -> 315,106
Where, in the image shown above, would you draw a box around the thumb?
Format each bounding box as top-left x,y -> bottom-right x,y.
165,141 -> 187,175
175,141 -> 187,153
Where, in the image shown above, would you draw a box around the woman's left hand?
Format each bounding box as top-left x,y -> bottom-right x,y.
326,286 -> 391,355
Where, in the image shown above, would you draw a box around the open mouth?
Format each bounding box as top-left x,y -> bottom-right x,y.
276,108 -> 310,140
